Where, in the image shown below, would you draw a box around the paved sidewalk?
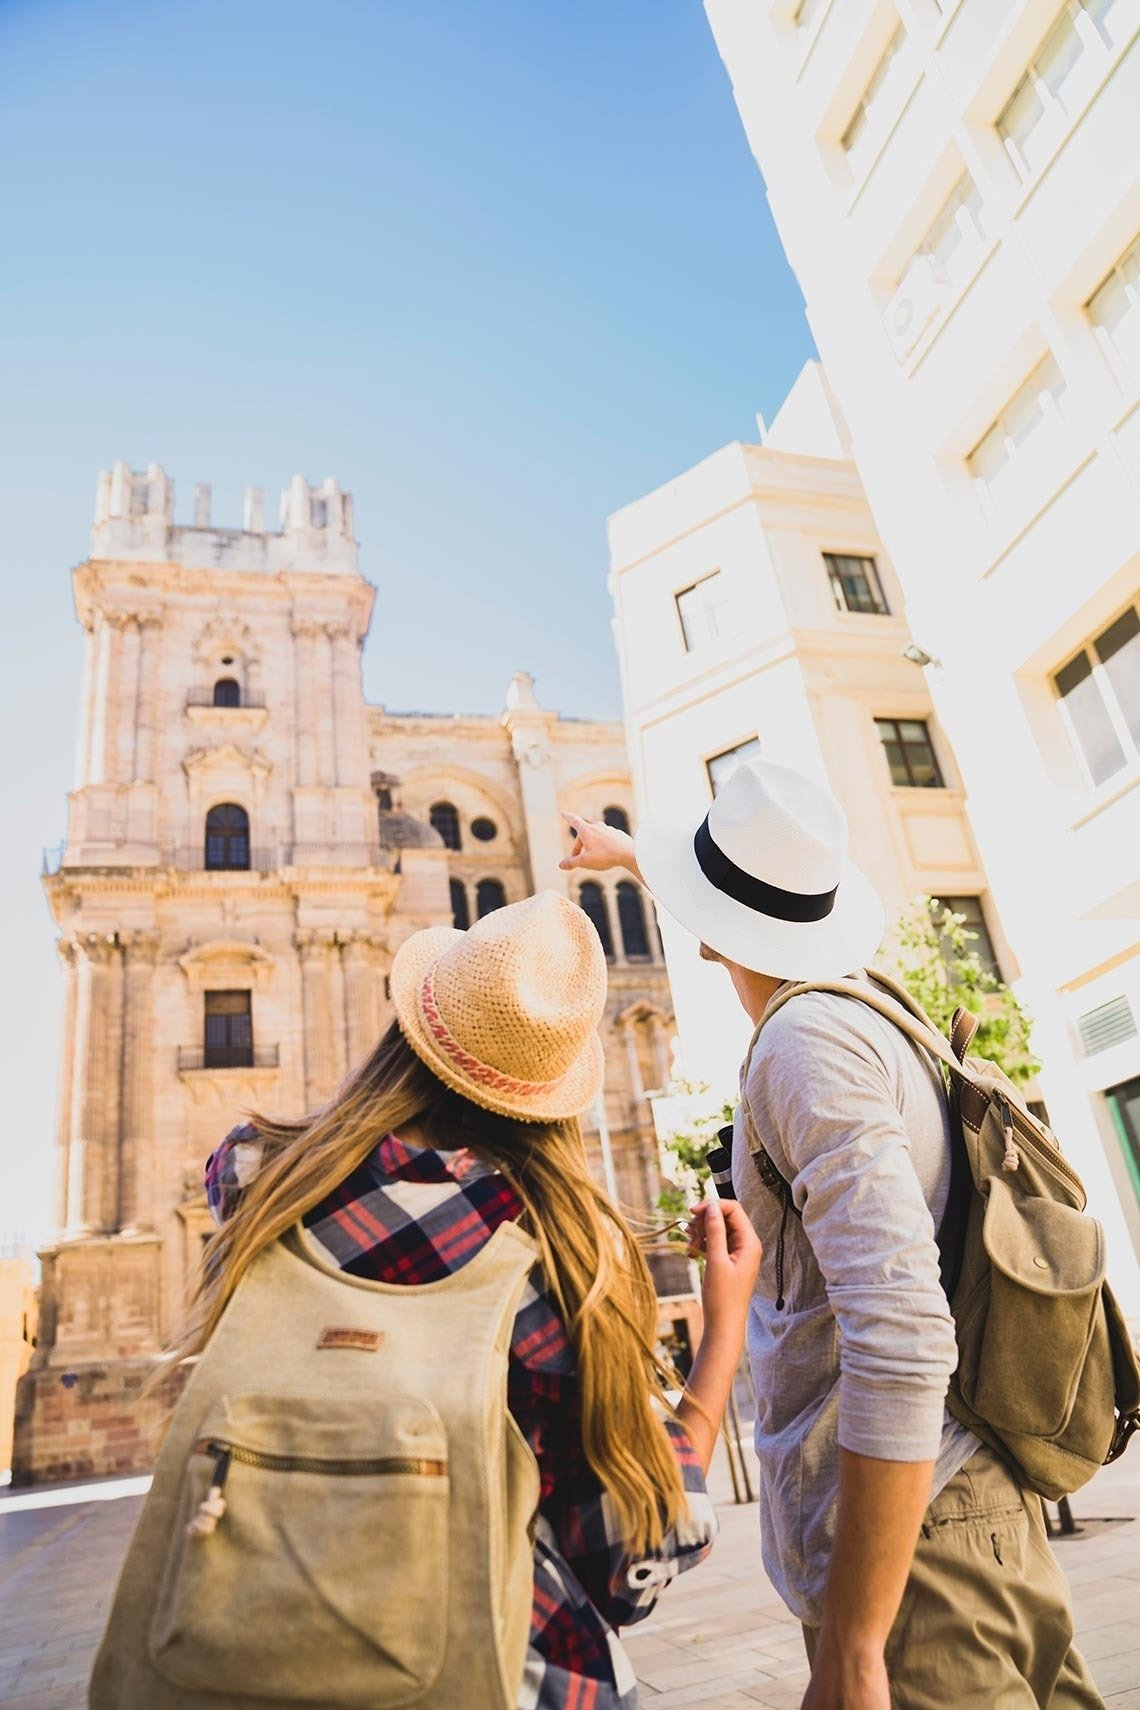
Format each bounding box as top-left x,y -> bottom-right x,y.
1,1454 -> 1138,1708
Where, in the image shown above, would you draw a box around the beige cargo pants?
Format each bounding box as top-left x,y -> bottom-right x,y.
804,1447 -> 1105,1708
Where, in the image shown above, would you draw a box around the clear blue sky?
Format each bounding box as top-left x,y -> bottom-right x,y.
0,0 -> 812,1246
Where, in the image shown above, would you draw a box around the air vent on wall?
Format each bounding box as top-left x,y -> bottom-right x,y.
1077,996 -> 1138,1057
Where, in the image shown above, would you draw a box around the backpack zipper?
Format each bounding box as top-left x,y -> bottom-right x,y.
186,1439 -> 446,1539
993,1095 -> 1084,1197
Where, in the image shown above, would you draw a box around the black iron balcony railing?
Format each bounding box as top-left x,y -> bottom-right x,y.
178,1044 -> 280,1072
185,687 -> 268,709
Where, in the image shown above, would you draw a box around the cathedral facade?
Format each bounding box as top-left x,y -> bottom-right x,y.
13,465 -> 683,1483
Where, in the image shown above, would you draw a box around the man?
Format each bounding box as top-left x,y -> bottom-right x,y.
562,758 -> 1101,1710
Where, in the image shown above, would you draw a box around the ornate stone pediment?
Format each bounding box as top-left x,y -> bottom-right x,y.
192,615 -> 259,668
182,743 -> 271,780
178,938 -> 276,989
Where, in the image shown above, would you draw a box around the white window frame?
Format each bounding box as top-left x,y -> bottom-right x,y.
1088,233 -> 1140,388
841,27 -> 910,175
997,0 -> 1127,185
675,570 -> 729,654
884,175 -> 989,361
1054,605 -> 1140,790
967,354 -> 1069,518
706,736 -> 762,798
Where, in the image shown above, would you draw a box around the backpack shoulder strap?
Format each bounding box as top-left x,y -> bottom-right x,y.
754,970 -> 990,1092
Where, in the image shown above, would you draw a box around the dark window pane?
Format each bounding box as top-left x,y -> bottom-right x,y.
203,990 -> 253,1066
213,677 -> 241,707
824,553 -> 889,615
377,787 -> 393,811
476,878 -> 507,918
937,896 -> 1000,978
204,803 -> 250,871
429,802 -> 461,851
449,878 -> 470,931
603,806 -> 631,834
1107,1076 -> 1140,1198
617,881 -> 651,960
470,817 -> 497,842
578,882 -> 615,959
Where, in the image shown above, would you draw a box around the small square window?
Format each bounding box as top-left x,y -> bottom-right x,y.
875,718 -> 945,787
676,572 -> 729,653
824,553 -> 890,615
706,736 -> 762,797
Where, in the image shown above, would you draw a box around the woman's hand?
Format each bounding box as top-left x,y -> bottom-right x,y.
559,812 -> 643,882
687,1197 -> 762,1343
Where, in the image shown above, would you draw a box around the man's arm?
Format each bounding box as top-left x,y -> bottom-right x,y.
803,1450 -> 933,1709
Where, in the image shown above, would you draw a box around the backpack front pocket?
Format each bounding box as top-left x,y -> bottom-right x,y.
150,1392 -> 449,1707
967,1179 -> 1106,1439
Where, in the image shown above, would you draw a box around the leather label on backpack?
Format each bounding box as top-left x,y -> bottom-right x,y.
316,1327 -> 384,1352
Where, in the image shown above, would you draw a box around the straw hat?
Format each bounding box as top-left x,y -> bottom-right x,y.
390,890 -> 608,1122
636,758 -> 884,981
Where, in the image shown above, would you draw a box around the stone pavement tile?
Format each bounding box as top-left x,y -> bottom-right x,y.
1090,1653 -> 1140,1698
642,1671 -> 792,1709
1077,1620 -> 1140,1662
1105,1692 -> 1140,1709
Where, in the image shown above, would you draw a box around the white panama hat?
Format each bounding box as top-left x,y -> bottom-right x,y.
635,759 -> 885,981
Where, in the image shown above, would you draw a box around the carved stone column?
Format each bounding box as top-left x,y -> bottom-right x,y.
87,615 -> 118,787
67,934 -> 120,1235
115,615 -> 141,782
119,930 -> 160,1232
52,939 -> 79,1232
74,621 -> 98,791
296,929 -> 338,1108
314,628 -> 337,787
647,1012 -> 673,1094
620,1015 -> 646,1108
133,613 -> 163,783
341,932 -> 382,1069
329,624 -> 364,787
292,622 -> 320,788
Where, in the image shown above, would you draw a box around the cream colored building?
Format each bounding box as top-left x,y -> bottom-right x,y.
0,1251 -> 37,1475
687,0 -> 1140,1312
14,465 -> 682,1484
610,361 -> 1001,1094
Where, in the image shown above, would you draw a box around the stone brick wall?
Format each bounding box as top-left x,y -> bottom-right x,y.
12,1360 -> 187,1486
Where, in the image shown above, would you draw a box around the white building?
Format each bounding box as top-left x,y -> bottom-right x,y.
681,0 -> 1140,1308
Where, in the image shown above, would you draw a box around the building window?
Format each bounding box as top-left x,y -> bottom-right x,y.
470,816 -> 498,843
934,896 -> 1000,978
884,176 -> 989,361
204,803 -> 250,871
578,882 -> 615,960
430,801 -> 462,851
476,878 -> 507,918
376,786 -> 393,811
967,354 -> 1068,516
603,805 -> 631,834
617,881 -> 651,961
1054,605 -> 1140,787
676,571 -> 729,653
875,718 -> 945,787
1088,234 -> 1140,385
310,497 -> 328,527
212,677 -> 241,707
824,553 -> 890,615
841,26 -> 910,176
450,878 -> 471,931
707,736 -> 762,796
1106,1075 -> 1140,1202
998,1 -> 1126,183
203,990 -> 253,1069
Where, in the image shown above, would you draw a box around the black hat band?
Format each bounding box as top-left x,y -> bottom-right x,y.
693,815 -> 838,923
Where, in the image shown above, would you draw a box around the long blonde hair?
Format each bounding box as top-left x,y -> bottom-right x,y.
173,1020 -> 688,1554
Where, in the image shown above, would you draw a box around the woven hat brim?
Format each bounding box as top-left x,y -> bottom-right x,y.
389,925 -> 606,1123
635,816 -> 885,981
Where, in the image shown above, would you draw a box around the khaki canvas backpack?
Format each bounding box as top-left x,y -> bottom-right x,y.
90,1217 -> 540,1710
752,970 -> 1140,1502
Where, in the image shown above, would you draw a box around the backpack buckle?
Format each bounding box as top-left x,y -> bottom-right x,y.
1106,1409 -> 1140,1465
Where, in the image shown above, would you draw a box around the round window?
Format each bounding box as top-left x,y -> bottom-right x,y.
470,817 -> 498,843
221,655 -> 234,665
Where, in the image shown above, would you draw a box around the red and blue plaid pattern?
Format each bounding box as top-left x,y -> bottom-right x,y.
206,1128 -> 715,1710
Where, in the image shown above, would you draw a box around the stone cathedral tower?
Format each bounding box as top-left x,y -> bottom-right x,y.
14,465 -> 685,1483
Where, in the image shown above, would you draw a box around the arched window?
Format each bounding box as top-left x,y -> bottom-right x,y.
430,801 -> 461,851
205,803 -> 250,871
450,878 -> 471,931
578,882 -> 614,960
376,786 -> 393,811
213,677 -> 241,707
603,805 -> 631,834
476,878 -> 507,918
617,881 -> 651,961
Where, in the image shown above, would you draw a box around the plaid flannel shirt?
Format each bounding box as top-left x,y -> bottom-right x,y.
206,1127 -> 715,1710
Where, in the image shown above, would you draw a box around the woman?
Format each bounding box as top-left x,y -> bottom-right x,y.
92,890 -> 760,1710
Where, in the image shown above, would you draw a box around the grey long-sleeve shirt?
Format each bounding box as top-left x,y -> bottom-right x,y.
731,974 -> 977,1625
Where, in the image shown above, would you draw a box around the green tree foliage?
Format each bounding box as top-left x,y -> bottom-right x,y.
654,1083 -> 736,1229
884,896 -> 1040,1085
